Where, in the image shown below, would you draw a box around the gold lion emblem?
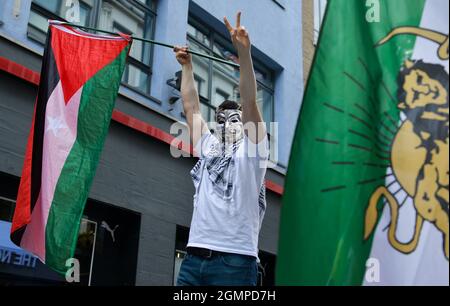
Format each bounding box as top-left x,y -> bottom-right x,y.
364,27 -> 449,260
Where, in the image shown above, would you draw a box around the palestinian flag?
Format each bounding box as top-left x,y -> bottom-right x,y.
277,0 -> 448,285
10,21 -> 131,274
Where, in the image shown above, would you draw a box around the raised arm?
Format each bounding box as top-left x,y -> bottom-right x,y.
174,46 -> 209,148
224,12 -> 266,143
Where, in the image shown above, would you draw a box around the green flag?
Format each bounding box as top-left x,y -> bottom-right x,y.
277,0 -> 449,285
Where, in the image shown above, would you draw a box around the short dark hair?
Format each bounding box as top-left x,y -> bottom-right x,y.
216,100 -> 242,112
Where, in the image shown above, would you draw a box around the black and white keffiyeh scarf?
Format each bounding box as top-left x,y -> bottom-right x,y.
190,136 -> 266,219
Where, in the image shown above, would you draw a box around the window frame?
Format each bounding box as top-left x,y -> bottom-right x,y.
0,196 -> 15,222
27,0 -> 157,96
109,0 -> 157,95
28,1 -> 95,43
0,195 -> 97,285
187,16 -> 275,124
112,20 -> 155,96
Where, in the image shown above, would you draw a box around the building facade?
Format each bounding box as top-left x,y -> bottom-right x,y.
0,0 -> 304,285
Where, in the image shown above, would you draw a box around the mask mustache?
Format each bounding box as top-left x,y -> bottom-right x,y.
215,124 -> 243,143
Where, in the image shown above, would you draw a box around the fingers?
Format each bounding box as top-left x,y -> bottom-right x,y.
173,45 -> 187,52
236,11 -> 241,28
173,45 -> 189,54
238,26 -> 248,37
224,16 -> 233,32
225,12 -> 245,38
174,45 -> 192,65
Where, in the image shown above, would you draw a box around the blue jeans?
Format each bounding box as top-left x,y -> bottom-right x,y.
176,252 -> 258,286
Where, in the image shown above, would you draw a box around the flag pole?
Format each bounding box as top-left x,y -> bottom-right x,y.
58,22 -> 241,69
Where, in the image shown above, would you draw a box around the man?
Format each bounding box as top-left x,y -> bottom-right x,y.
174,12 -> 268,286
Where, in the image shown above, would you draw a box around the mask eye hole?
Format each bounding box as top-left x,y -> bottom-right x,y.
228,113 -> 241,124
216,113 -> 226,125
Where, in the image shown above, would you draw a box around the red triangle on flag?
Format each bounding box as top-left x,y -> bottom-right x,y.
51,25 -> 131,105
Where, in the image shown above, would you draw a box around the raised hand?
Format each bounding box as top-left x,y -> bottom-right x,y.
224,12 -> 251,55
173,45 -> 192,66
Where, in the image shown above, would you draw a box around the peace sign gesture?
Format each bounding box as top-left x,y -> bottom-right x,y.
224,12 -> 251,54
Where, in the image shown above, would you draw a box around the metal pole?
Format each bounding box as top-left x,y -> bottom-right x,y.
58,22 -> 241,69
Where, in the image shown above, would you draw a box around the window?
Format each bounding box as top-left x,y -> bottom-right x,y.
27,0 -> 157,95
105,0 -> 156,95
173,250 -> 187,285
28,0 -> 94,43
0,196 -> 96,285
0,197 -> 14,224
0,172 -> 140,286
215,89 -> 229,105
257,250 -> 277,286
187,17 -> 275,125
173,225 -> 190,285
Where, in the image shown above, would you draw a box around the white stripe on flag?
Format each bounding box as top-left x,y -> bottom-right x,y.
365,0 -> 449,286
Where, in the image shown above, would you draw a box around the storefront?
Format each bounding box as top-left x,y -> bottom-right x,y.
1,169 -> 277,286
0,172 -> 140,286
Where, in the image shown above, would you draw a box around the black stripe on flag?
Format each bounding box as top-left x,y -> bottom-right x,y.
30,28 -> 61,215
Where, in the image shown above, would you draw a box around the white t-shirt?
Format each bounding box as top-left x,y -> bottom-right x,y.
187,132 -> 269,258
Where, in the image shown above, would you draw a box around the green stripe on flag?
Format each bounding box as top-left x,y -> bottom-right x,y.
45,47 -> 129,274
276,0 -> 426,285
